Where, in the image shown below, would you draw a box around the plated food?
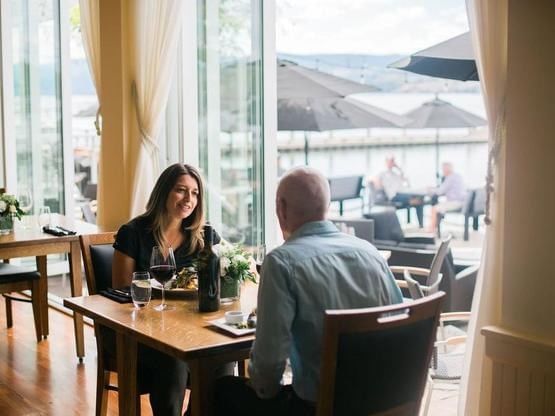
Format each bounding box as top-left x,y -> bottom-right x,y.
172,266 -> 198,290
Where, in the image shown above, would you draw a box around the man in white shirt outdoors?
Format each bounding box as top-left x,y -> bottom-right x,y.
428,162 -> 467,232
214,166 -> 402,416
371,155 -> 409,203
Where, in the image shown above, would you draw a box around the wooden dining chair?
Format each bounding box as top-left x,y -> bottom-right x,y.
80,232 -> 146,416
0,262 -> 43,342
316,292 -> 444,416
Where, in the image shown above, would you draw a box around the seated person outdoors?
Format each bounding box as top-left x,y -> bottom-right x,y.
370,155 -> 410,205
428,162 -> 467,232
215,166 -> 403,416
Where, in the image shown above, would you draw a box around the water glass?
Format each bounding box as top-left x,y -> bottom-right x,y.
254,244 -> 266,274
37,206 -> 51,229
131,271 -> 152,309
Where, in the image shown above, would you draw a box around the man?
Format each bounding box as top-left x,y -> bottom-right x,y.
428,162 -> 467,232
372,155 -> 408,203
215,167 -> 403,416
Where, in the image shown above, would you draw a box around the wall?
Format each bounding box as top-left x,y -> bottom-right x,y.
502,0 -> 555,338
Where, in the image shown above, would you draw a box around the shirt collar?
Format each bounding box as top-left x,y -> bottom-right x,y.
288,220 -> 338,241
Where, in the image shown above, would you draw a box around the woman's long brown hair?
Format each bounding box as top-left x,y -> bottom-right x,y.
140,163 -> 205,255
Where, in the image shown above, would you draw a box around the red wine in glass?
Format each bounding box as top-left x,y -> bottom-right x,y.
149,265 -> 176,285
150,246 -> 176,311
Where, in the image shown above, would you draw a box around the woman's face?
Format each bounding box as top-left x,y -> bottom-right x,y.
165,174 -> 199,221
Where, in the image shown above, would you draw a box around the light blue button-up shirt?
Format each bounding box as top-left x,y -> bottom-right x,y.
248,220 -> 403,402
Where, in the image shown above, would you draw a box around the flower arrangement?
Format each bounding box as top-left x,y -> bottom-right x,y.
0,194 -> 24,219
219,244 -> 257,284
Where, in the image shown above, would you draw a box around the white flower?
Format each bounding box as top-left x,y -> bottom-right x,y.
233,254 -> 247,264
9,205 -> 16,213
0,201 -> 6,213
220,257 -> 231,275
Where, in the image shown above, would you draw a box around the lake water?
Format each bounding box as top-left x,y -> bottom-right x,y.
278,93 -> 489,189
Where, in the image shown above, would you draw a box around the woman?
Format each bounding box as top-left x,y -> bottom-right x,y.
111,163 -> 216,415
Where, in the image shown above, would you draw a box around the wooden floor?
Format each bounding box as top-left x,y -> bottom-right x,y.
0,295 -> 458,415
0,296 -> 155,416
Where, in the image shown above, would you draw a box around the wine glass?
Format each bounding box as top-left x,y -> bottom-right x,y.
131,271 -> 152,309
37,206 -> 51,230
149,246 -> 176,311
254,244 -> 266,274
17,188 -> 33,229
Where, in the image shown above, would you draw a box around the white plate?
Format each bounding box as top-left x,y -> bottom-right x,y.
150,278 -> 197,297
208,317 -> 256,336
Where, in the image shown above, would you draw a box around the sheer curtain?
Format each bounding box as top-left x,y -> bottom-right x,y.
78,0 -> 107,221
459,1 -> 508,414
129,0 -> 185,216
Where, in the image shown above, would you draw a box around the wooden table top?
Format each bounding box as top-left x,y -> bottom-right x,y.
64,284 -> 258,360
0,214 -> 98,247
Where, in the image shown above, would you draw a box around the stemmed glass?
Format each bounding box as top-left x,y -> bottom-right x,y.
254,244 -> 266,274
37,206 -> 51,230
149,246 -> 176,311
17,188 -> 33,229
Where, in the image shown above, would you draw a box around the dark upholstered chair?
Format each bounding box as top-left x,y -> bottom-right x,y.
364,207 -> 436,247
316,292 -> 445,416
0,262 -> 43,342
328,175 -> 364,216
437,188 -> 486,241
80,232 -> 147,416
330,218 -> 374,244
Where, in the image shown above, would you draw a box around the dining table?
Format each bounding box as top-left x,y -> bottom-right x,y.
0,214 -> 98,360
64,284 -> 258,416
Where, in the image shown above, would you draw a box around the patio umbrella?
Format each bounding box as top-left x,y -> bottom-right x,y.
388,32 -> 478,81
404,97 -> 487,181
276,60 -> 409,164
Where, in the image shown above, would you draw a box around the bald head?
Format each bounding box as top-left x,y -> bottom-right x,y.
276,167 -> 330,239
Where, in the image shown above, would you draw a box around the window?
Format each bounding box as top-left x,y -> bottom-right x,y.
197,0 -> 265,247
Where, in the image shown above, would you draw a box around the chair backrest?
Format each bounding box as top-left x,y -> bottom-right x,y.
472,187 -> 486,216
316,292 -> 445,416
364,207 -> 404,243
427,235 -> 452,287
404,269 -> 443,300
330,218 -> 374,244
328,175 -> 364,202
80,232 -> 116,295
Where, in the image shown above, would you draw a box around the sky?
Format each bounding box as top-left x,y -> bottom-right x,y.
276,0 -> 469,55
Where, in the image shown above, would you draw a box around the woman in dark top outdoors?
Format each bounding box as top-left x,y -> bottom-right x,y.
112,163 -> 216,416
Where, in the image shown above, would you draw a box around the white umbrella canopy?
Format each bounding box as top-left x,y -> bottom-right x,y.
389,32 -> 478,82
404,97 -> 487,181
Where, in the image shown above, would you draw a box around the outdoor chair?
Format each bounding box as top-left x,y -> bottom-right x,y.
383,242 -> 478,313
390,235 -> 452,297
330,218 -> 374,243
328,175 -> 364,216
403,273 -> 470,416
316,292 -> 445,416
80,232 -> 148,416
364,206 -> 436,247
0,262 -> 43,342
437,188 -> 486,241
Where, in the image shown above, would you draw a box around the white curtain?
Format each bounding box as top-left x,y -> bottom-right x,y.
79,0 -> 106,221
129,0 -> 185,216
459,1 -> 508,415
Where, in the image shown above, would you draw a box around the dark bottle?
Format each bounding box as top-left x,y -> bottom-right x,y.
198,224 -> 220,312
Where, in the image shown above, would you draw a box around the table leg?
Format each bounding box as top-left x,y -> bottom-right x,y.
35,255 -> 48,339
68,240 -> 85,360
116,332 -> 138,415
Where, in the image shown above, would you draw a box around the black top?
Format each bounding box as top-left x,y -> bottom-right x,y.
113,216 -> 220,272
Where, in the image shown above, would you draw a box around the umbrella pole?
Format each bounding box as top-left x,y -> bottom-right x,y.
304,131 -> 309,165
435,129 -> 440,185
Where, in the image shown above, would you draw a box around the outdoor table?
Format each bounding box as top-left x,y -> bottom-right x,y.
0,214 -> 98,360
64,284 -> 258,416
395,188 -> 433,228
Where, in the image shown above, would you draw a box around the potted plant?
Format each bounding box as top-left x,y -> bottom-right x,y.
0,193 -> 24,235
219,244 -> 257,302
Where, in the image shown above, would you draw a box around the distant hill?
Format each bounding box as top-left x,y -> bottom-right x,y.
277,52 -> 480,93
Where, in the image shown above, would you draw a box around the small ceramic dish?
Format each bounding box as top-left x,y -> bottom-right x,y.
225,310 -> 245,324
